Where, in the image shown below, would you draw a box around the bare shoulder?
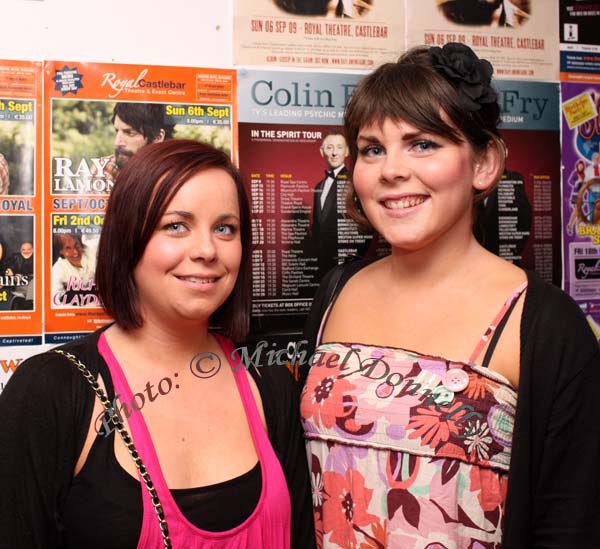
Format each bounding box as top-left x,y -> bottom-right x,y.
471,252 -> 528,387
340,256 -> 389,297
322,257 -> 390,342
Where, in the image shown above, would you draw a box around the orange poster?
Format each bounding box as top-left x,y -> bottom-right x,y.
0,60 -> 42,347
43,61 -> 236,344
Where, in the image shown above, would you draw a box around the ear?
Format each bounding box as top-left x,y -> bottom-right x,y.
153,129 -> 166,144
319,147 -> 325,159
472,140 -> 503,191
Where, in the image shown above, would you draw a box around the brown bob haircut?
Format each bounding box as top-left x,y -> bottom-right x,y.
344,46 -> 506,229
96,139 -> 251,341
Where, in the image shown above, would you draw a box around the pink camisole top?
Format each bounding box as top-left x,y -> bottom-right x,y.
301,282 -> 527,548
98,332 -> 291,548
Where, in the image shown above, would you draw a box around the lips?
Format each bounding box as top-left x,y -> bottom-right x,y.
382,195 -> 428,210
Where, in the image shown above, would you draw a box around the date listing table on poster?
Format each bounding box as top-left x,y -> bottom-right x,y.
251,249 -> 277,297
251,172 -> 279,300
250,248 -> 277,298
250,173 -> 276,215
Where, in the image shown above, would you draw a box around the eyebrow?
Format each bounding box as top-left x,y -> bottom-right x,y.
357,130 -> 426,143
163,210 -> 240,222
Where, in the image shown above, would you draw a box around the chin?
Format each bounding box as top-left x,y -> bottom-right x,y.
383,230 -> 435,253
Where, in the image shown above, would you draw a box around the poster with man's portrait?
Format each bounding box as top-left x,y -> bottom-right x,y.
233,0 -> 403,69
406,0 -> 559,80
0,60 -> 42,347
43,60 -> 237,342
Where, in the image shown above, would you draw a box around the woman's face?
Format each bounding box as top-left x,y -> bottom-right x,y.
352,117 -> 483,253
133,168 -> 242,327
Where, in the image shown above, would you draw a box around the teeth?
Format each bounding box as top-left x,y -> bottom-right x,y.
179,276 -> 217,284
384,196 -> 427,209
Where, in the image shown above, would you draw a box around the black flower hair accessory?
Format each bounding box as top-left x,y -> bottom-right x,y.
428,42 -> 498,112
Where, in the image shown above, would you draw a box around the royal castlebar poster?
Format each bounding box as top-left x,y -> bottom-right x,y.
0,59 -> 42,392
44,61 -> 236,343
233,0 -> 403,70
406,0 -> 559,81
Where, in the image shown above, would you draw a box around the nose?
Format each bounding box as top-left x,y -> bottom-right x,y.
380,149 -> 410,184
190,232 -> 217,262
115,131 -> 125,148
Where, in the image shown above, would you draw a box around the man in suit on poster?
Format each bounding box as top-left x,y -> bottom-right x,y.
437,0 -> 529,27
275,0 -> 371,17
310,130 -> 350,279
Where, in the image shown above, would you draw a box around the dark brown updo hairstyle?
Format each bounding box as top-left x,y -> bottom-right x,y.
344,43 -> 506,230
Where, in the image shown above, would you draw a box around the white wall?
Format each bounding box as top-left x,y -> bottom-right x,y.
1,0 -> 234,67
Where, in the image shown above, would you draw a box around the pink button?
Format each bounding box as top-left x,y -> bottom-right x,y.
442,368 -> 469,392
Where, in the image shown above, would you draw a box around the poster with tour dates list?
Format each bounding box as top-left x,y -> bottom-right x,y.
484,80 -> 561,286
237,69 -> 386,340
44,60 -> 236,344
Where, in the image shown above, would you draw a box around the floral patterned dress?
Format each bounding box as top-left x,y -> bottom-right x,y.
300,283 -> 526,549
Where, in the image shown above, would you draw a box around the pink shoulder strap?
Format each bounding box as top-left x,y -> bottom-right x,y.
469,281 -> 528,364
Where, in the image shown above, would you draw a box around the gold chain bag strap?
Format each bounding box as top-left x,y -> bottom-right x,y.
55,349 -> 172,549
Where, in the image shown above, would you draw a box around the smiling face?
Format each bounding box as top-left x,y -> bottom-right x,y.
20,242 -> 33,259
321,134 -> 349,170
133,168 -> 242,327
58,235 -> 83,267
352,117 -> 489,253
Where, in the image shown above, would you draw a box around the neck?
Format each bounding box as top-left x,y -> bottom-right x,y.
107,316 -> 213,371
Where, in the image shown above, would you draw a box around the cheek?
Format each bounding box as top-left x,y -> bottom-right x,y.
425,155 -> 474,190
139,239 -> 182,272
351,163 -> 375,200
227,241 -> 243,276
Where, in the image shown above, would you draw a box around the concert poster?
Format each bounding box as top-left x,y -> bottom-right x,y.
43,61 -> 236,343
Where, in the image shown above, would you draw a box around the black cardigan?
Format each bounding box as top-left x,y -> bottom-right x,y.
302,259 -> 600,547
0,328 -> 315,549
